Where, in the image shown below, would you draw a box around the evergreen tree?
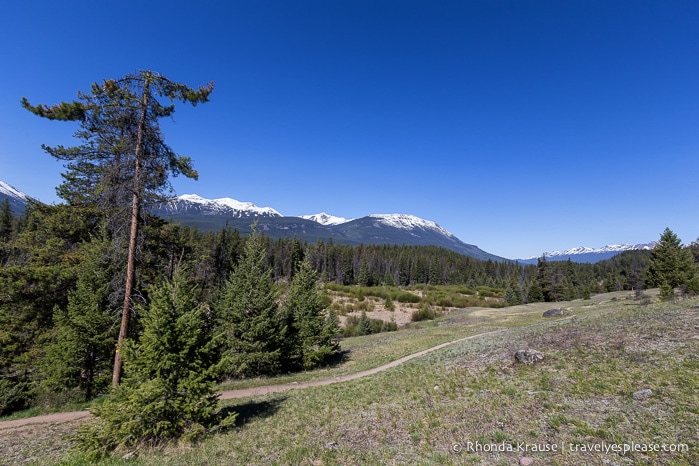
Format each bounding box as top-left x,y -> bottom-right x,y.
217,226 -> 282,377
689,239 -> 699,264
357,254 -> 371,287
357,311 -> 374,336
528,280 -> 545,303
74,267 -> 233,459
504,285 -> 521,306
648,227 -> 696,301
0,199 -> 12,242
41,237 -> 118,401
23,71 -> 214,386
0,204 -> 89,415
384,293 -> 395,310
282,260 -> 340,370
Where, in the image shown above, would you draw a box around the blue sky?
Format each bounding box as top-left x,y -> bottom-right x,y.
1,1 -> 697,259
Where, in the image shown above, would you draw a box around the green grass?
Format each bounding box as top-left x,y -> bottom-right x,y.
9,290 -> 699,465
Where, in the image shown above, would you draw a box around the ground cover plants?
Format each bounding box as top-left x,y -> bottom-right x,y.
2,289 -> 697,465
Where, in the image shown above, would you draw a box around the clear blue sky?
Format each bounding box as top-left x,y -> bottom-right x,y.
1,1 -> 697,259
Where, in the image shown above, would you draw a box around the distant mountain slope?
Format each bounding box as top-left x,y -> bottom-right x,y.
338,214 -> 500,261
0,180 -> 31,213
300,212 -> 351,225
154,194 -> 282,218
151,194 -> 506,262
516,243 -> 657,264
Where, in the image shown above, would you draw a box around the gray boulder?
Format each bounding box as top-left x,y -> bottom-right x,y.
514,349 -> 545,365
633,389 -> 653,400
542,308 -> 563,318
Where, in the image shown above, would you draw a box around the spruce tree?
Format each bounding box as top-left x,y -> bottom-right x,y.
282,260 -> 340,370
41,237 -> 118,401
74,267 -> 233,458
217,226 -> 283,377
648,227 -> 696,301
504,285 -> 521,306
357,311 -> 374,336
0,199 -> 12,242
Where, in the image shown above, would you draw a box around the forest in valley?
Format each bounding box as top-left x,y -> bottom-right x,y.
3,71 -> 697,457
2,198 -> 694,415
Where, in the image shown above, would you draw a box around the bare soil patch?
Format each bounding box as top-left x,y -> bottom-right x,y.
339,303 -> 416,327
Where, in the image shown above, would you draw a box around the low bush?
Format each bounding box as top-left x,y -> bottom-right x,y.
343,312 -> 397,337
411,303 -> 442,322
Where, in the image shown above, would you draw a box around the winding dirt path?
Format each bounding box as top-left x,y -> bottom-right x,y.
0,329 -> 504,432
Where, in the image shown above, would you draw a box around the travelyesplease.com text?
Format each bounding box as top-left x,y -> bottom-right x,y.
451,440 -> 689,455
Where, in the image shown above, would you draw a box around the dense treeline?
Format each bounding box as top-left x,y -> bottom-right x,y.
0,199 -> 696,420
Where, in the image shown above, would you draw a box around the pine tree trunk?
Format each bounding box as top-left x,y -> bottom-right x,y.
112,78 -> 150,387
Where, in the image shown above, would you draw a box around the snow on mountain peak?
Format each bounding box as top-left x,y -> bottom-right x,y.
0,180 -> 28,201
369,214 -> 454,237
176,194 -> 282,217
547,243 -> 656,257
522,242 -> 658,260
300,212 -> 351,225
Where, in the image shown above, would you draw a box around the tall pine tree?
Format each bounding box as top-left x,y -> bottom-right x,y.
23,71 -> 214,386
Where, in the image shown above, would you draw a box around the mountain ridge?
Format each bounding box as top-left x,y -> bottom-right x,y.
0,180 -> 31,214
0,181 -> 658,263
151,194 -> 505,262
516,242 -> 657,264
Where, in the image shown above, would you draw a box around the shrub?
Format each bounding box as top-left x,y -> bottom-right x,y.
384,295 -> 395,311
393,291 -> 422,303
411,303 -> 441,322
342,313 -> 397,337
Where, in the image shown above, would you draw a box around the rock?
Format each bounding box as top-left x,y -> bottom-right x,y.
514,349 -> 545,365
519,457 -> 534,466
542,308 -> 563,318
633,389 -> 653,400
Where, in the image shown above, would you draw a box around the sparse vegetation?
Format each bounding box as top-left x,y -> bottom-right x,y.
3,290 -> 698,465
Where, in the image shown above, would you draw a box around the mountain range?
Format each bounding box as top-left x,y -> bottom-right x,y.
150,194 -> 504,261
515,243 -> 657,265
0,180 -> 656,263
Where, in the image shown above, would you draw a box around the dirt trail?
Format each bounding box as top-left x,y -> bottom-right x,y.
0,329 -> 504,432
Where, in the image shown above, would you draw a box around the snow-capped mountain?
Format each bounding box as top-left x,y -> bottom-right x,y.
369,214 -> 453,237
517,242 -> 657,264
152,194 -> 282,218
150,193 -> 505,262
0,180 -> 31,213
300,212 -> 351,225
542,243 -> 657,258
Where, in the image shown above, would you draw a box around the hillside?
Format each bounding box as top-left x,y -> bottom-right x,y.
5,290 -> 697,464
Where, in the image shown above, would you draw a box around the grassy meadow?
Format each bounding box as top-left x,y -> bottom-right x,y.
4,289 -> 698,465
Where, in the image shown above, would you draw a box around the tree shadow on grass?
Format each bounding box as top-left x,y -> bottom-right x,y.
320,349 -> 350,368
223,395 -> 287,428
